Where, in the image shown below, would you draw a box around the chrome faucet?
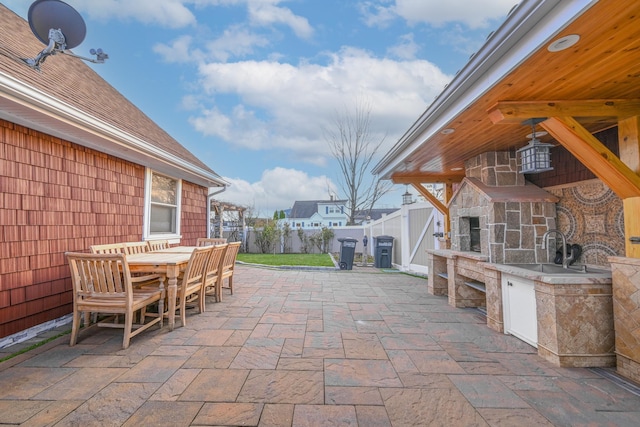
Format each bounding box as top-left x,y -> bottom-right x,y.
541,229 -> 572,268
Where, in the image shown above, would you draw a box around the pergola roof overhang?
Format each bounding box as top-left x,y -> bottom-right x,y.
372,0 -> 640,256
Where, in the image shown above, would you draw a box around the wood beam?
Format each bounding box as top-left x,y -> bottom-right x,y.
405,181 -> 448,215
619,116 -> 640,258
405,181 -> 452,243
619,116 -> 640,174
488,99 -> 640,124
391,173 -> 464,185
624,197 -> 640,258
443,183 -> 453,238
540,116 -> 640,199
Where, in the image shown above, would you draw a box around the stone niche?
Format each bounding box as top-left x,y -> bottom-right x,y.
449,151 -> 559,264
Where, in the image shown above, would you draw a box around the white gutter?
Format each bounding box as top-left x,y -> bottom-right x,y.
0,71 -> 227,188
372,0 -> 598,178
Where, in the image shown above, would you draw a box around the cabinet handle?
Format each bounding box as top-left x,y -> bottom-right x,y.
507,281 -> 513,287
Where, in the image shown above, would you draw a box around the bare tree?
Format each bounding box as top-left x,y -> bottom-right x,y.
324,99 -> 393,225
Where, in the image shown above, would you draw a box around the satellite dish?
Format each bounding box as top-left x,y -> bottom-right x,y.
22,0 -> 108,71
28,0 -> 86,49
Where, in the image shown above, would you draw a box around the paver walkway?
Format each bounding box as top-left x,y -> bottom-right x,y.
1,265 -> 639,426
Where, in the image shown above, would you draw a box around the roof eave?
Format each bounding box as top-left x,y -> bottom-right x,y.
0,71 -> 227,189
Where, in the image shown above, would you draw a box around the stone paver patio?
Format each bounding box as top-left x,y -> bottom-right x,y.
1,265 -> 639,426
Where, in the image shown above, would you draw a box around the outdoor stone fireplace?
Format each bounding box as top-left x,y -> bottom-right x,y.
426,150 -> 615,368
449,151 -> 559,264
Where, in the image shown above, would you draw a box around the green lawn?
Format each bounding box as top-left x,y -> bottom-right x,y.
236,253 -> 335,267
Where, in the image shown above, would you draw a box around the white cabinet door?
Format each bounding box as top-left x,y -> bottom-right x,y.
502,274 -> 538,347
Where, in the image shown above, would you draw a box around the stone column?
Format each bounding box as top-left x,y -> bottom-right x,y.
483,267 -> 504,333
536,280 -> 615,367
427,251 -> 449,296
609,256 -> 640,382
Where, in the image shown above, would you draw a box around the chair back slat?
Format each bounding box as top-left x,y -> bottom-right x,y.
68,253 -> 132,302
174,246 -> 213,324
221,241 -> 242,273
183,246 -> 212,287
203,244 -> 227,289
123,242 -> 150,255
89,243 -> 124,254
147,240 -> 169,251
197,237 -> 227,247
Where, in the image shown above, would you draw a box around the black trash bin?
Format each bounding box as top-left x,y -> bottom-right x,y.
374,235 -> 394,268
337,237 -> 358,270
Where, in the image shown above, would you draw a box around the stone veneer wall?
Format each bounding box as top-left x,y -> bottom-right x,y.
465,151 -> 524,186
545,179 -> 624,267
449,151 -> 557,264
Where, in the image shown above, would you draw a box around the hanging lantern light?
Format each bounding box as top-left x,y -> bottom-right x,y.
517,118 -> 554,174
402,185 -> 413,205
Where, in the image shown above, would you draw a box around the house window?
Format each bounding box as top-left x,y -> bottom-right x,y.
144,170 -> 181,238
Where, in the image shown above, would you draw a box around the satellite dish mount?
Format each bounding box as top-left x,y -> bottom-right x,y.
22,0 -> 108,71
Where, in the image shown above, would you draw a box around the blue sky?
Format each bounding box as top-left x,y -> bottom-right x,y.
7,0 -> 516,217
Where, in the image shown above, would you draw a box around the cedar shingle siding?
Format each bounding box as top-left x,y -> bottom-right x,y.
0,122 -> 208,338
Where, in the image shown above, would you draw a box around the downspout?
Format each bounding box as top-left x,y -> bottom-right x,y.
207,186 -> 227,238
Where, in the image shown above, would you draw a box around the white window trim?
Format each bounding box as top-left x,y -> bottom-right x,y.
143,168 -> 182,242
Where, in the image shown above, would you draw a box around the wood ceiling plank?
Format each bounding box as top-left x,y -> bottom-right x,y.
391,173 -> 464,185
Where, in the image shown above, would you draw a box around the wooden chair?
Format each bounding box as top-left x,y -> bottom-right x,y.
66,252 -> 164,349
218,241 -> 242,301
197,237 -> 227,246
202,243 -> 228,308
147,239 -> 169,251
123,241 -> 150,254
174,246 -> 212,327
89,243 -> 124,254
91,241 -> 161,292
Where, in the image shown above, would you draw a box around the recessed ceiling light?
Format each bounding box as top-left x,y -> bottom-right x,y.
441,128 -> 455,135
547,34 -> 580,52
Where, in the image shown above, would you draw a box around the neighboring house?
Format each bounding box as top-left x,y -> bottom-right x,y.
352,208 -> 399,225
0,5 -> 227,340
285,199 -> 348,229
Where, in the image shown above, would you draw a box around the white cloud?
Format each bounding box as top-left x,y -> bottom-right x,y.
219,167 -> 336,216
189,47 -> 451,165
387,33 -> 419,59
154,26 -> 270,63
362,0 -> 516,29
73,0 -> 197,28
358,1 -> 398,28
247,1 -> 314,39
205,26 -> 271,61
153,35 -> 198,63
70,0 -> 314,38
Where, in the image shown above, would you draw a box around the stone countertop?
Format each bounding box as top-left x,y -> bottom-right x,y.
427,249 -> 488,261
482,262 -> 612,285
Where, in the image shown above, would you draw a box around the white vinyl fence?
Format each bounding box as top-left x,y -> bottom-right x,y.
239,202 -> 444,275
362,202 -> 444,275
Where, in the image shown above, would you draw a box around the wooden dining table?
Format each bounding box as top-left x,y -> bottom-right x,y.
126,247 -> 197,331
151,246 -> 198,253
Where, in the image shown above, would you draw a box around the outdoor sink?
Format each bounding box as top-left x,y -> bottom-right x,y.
504,263 -> 590,275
